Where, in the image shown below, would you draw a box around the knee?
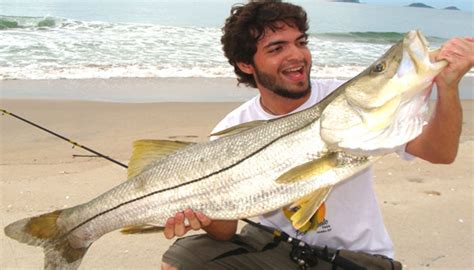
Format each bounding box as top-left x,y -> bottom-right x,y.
161,262 -> 178,270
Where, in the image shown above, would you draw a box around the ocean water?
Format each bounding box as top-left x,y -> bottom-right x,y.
0,0 -> 473,81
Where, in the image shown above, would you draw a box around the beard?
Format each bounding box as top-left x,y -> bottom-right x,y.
254,65 -> 311,99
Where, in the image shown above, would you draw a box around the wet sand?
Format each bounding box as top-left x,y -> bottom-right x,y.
1,76 -> 472,102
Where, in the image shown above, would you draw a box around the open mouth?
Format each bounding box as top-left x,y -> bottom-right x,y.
282,66 -> 305,81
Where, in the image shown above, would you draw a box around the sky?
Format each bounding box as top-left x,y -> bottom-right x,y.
362,0 -> 473,11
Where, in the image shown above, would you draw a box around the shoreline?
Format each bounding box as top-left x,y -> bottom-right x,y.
0,78 -> 256,103
1,76 -> 472,102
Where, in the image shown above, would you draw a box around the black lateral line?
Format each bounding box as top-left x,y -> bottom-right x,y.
67,118 -> 317,234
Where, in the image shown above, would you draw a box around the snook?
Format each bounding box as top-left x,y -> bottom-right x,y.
5,30 -> 446,269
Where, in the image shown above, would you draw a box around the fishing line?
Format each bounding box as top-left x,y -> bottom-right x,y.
1,108 -> 259,221
1,108 -> 257,218
1,108 -> 128,169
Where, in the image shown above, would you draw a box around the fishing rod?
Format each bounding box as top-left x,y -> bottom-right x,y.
1,108 -> 364,269
2,108 -> 257,225
1,108 -> 128,169
2,109 -> 268,225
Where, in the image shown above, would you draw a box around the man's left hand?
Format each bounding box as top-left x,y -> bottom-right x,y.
433,37 -> 474,91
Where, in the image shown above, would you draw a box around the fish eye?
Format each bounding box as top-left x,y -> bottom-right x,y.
373,62 -> 386,73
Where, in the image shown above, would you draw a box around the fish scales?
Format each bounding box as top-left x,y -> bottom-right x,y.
68,106 -> 326,242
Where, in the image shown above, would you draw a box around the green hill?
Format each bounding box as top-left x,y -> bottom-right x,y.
407,3 -> 434,8
444,6 -> 460,11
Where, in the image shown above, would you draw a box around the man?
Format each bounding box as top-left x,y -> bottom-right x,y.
161,1 -> 473,269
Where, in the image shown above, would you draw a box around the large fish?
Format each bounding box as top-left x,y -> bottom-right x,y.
5,30 -> 446,269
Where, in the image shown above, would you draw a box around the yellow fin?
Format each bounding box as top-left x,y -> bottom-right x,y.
5,209 -> 89,269
120,224 -> 164,234
290,202 -> 326,233
297,219 -> 312,232
315,202 -> 326,225
275,153 -> 338,184
128,139 -> 194,179
24,210 -> 63,240
210,120 -> 267,138
290,187 -> 332,230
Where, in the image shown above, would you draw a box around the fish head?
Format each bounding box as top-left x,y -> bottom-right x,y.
345,30 -> 447,116
320,30 -> 447,154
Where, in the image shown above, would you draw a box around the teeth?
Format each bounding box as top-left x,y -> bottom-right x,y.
285,67 -> 302,72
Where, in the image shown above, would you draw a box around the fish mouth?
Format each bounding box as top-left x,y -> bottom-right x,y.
406,30 -> 427,47
401,30 -> 441,75
401,30 -> 426,73
320,30 -> 447,154
398,30 -> 446,97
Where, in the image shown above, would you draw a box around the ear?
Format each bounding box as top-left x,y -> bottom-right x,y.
236,62 -> 255,75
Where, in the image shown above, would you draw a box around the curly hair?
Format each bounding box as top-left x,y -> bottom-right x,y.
221,0 -> 309,88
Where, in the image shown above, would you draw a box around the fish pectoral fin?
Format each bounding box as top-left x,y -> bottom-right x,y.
275,153 -> 338,184
288,202 -> 326,233
290,187 -> 332,230
120,224 -> 164,234
210,120 -> 267,138
128,139 -> 195,179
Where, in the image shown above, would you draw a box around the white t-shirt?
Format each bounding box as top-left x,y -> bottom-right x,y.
212,79 -> 396,258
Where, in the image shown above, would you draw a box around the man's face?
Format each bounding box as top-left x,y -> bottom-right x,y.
247,23 -> 312,99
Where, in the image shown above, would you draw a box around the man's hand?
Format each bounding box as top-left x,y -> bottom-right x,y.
406,37 -> 472,163
433,37 -> 474,91
163,209 -> 212,239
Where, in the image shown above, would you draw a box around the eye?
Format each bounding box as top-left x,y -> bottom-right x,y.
299,40 -> 309,47
373,62 -> 386,73
268,46 -> 282,54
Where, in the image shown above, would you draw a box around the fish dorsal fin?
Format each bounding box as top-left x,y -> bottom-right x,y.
210,120 -> 267,138
128,139 -> 195,179
275,153 -> 338,184
289,187 -> 332,230
120,224 -> 164,234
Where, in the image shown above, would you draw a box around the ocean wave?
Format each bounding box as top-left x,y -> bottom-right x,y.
0,65 -> 234,80
2,16 -> 446,44
0,15 -> 61,30
1,16 -> 469,80
314,31 -> 447,45
2,63 -> 471,81
0,63 -> 361,80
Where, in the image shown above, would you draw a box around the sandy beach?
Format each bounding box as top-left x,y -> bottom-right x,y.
0,79 -> 473,269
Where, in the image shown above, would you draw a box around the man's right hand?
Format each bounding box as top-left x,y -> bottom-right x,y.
163,208 -> 212,239
163,209 -> 239,241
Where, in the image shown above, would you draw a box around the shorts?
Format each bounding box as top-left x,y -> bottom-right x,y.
162,224 -> 402,270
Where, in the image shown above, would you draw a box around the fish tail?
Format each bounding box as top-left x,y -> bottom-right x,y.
4,210 -> 89,270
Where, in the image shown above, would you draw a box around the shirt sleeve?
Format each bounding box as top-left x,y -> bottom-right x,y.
395,144 -> 416,161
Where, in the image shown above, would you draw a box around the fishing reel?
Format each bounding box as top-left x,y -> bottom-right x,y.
289,238 -> 319,269
287,236 -> 367,270
244,219 -> 366,270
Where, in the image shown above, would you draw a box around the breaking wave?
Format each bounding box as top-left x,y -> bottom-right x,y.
0,15 -> 60,30
1,16 -> 470,80
315,31 -> 447,45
